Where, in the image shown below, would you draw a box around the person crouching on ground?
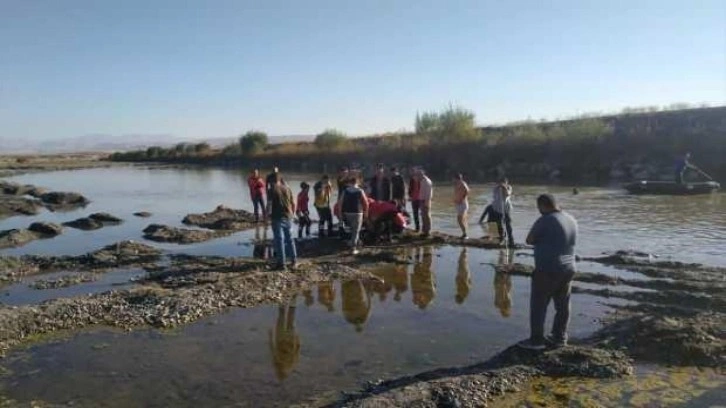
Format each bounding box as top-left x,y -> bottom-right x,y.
366,199 -> 407,243
453,173 -> 470,239
313,174 -> 334,237
268,174 -> 298,271
518,194 -> 578,350
296,182 -> 312,239
337,177 -> 369,255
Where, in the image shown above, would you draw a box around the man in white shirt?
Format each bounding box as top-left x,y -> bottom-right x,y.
418,169 -> 433,237
492,177 -> 514,246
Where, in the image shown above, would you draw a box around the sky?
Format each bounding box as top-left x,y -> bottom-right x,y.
1,0 -> 724,141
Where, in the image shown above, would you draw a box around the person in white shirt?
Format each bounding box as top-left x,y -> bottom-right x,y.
418,169 -> 433,237
492,177 -> 514,246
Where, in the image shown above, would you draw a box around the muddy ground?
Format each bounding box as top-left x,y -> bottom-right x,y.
0,227 -> 723,407
0,153 -> 109,178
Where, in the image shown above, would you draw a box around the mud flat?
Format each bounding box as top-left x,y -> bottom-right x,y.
0,153 -> 109,178
142,224 -> 231,244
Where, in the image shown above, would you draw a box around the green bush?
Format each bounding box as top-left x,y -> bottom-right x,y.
239,131 -> 269,155
415,105 -> 480,143
315,129 -> 347,149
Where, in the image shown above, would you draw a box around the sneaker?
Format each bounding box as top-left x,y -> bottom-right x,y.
352,249 -> 360,255
272,264 -> 286,272
461,234 -> 468,240
290,262 -> 299,270
516,338 -> 546,351
545,335 -> 568,348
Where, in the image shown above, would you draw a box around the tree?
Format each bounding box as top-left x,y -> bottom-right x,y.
194,142 -> 211,154
239,131 -> 269,155
414,105 -> 479,143
315,129 -> 347,149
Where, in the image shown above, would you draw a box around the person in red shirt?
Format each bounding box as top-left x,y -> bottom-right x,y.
296,182 -> 312,238
366,198 -> 407,242
248,169 -> 266,222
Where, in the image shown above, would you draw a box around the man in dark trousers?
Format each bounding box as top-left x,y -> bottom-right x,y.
518,194 -> 578,350
369,163 -> 391,201
390,167 -> 406,209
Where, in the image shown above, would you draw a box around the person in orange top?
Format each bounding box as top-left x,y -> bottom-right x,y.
248,169 -> 266,222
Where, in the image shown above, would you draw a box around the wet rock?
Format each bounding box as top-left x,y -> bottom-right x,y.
64,212 -> 122,230
89,212 -> 122,223
20,240 -> 162,272
182,205 -> 257,230
133,211 -> 152,218
27,222 -> 63,236
30,273 -> 97,289
40,191 -> 90,210
143,224 -> 229,244
0,256 -> 39,285
64,217 -> 104,230
0,181 -> 35,196
0,195 -> 43,218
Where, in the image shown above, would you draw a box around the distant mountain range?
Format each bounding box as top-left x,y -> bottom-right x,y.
0,134 -> 315,154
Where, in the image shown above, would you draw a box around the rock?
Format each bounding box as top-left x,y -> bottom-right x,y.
0,229 -> 39,249
143,224 -> 227,244
133,212 -> 152,218
40,191 -> 90,209
0,182 -> 35,196
27,222 -> 63,236
0,196 -> 42,218
63,217 -> 103,230
182,205 -> 257,230
89,212 -> 123,223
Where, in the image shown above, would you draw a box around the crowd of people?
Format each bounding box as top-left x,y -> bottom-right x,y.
247,165 -> 578,351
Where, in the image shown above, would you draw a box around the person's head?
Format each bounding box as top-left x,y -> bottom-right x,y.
498,177 -> 508,185
455,173 -> 463,181
273,166 -> 279,173
536,194 -> 559,215
377,163 -> 385,175
685,152 -> 692,159
252,169 -> 259,177
391,166 -> 398,174
300,182 -> 309,190
322,174 -> 329,181
346,176 -> 357,186
339,166 -> 349,175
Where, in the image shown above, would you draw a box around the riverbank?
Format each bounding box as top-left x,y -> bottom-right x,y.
0,153 -> 111,178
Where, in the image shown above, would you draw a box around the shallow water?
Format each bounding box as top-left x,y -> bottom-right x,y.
2,166 -> 724,266
0,246 -> 617,407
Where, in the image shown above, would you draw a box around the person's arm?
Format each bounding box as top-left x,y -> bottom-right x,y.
360,191 -> 370,218
289,190 -> 296,216
526,218 -> 542,245
479,205 -> 490,223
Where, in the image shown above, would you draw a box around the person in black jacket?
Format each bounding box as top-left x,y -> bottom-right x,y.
390,167 -> 406,209
368,163 -> 391,201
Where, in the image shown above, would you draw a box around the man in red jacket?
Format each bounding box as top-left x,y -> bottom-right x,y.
248,169 -> 266,222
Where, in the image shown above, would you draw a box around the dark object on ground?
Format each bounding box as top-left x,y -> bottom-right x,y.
40,191 -> 90,207
143,224 -> 228,244
624,180 -> 720,195
133,211 -> 152,218
27,222 -> 63,236
182,205 -> 257,230
64,212 -> 123,230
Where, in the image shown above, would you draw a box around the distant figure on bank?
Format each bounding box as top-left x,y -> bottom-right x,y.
518,194 -> 578,350
369,163 -> 392,201
268,173 -> 298,271
390,167 -> 406,209
266,166 -> 280,197
492,177 -> 514,246
419,169 -> 434,237
453,173 -> 470,239
248,169 -> 266,222
296,182 -> 312,239
313,175 -> 334,237
675,152 -> 697,184
338,177 -> 369,255
408,167 -> 422,232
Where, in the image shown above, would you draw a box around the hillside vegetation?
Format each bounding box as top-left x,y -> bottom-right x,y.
110,105 -> 726,184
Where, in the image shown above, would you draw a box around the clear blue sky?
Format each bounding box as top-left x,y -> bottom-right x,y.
1,0 -> 724,141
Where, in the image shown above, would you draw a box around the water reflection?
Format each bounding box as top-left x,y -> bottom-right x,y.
411,246 -> 435,310
253,225 -> 273,260
455,248 -> 471,304
495,249 -> 514,318
342,280 -> 371,332
317,280 -> 336,312
269,297 -> 301,381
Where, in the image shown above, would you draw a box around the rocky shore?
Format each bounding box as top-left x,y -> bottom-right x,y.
0,181 -> 90,220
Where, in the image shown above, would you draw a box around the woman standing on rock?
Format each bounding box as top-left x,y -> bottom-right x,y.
248,169 -> 266,222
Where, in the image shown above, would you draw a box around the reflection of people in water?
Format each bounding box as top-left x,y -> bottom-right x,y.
268,297 -> 301,381
369,267 -> 395,302
455,247 -> 471,304
342,280 -> 371,332
253,225 -> 273,260
302,289 -> 314,307
494,249 -> 514,317
318,280 -> 336,312
411,246 -> 435,309
391,264 -> 409,302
